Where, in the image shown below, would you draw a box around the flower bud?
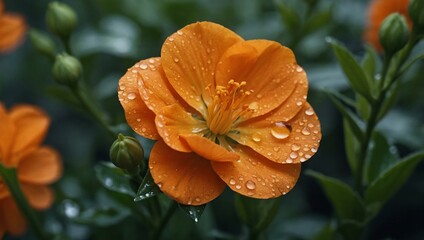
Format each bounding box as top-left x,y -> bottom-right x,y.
379,13 -> 410,54
52,53 -> 82,86
29,29 -> 56,60
110,134 -> 145,171
409,0 -> 424,33
46,2 -> 77,39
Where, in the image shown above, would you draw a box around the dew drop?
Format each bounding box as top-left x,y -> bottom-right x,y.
245,180 -> 256,190
270,122 -> 291,139
177,30 -> 183,35
291,144 -> 300,151
296,66 -> 303,72
252,132 -> 262,142
127,93 -> 136,100
286,159 -> 293,163
296,101 -> 303,106
174,58 -> 179,63
290,152 -> 298,159
301,127 -> 311,136
248,101 -> 258,110
229,179 -> 236,185
305,108 -> 314,116
140,63 -> 148,70
235,185 -> 242,190
273,146 -> 280,152
311,148 -> 317,153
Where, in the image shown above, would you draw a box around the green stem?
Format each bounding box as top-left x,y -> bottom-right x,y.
151,201 -> 178,240
0,163 -> 49,240
355,36 -> 418,194
69,83 -> 116,138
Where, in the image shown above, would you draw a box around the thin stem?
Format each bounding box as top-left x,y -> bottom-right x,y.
0,163 -> 49,240
151,201 -> 178,240
69,83 -> 116,138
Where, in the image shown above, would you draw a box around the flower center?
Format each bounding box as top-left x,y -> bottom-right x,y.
205,80 -> 255,135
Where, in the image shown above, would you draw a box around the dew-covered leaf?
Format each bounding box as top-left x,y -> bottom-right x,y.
178,203 -> 206,223
307,170 -> 366,221
95,162 -> 135,197
134,169 -> 161,201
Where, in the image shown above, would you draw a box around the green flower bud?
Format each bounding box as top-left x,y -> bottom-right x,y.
46,2 -> 77,39
29,29 -> 56,60
110,134 -> 145,171
409,0 -> 424,33
379,13 -> 410,54
52,53 -> 82,86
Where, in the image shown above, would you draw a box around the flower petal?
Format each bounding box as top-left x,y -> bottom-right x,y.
180,135 -> 239,162
215,39 -> 304,118
0,14 -> 26,53
118,61 -> 159,140
9,105 -> 49,154
138,57 -> 194,114
149,140 -> 226,205
229,103 -> 321,164
18,147 -> 62,184
161,21 -> 243,116
0,198 -> 27,235
0,106 -> 16,163
155,104 -> 206,152
211,146 -> 301,198
21,184 -> 54,210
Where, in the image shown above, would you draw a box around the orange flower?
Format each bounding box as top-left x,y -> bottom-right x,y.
118,22 -> 321,205
364,0 -> 412,51
0,0 -> 26,53
0,104 -> 62,237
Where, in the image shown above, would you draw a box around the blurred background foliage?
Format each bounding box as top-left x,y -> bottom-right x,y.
1,0 -> 423,239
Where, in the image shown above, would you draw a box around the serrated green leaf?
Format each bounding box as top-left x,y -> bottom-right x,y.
134,169 -> 161,201
326,90 -> 364,141
343,119 -> 360,177
307,170 -> 366,221
178,203 -> 206,223
304,10 -> 332,35
95,162 -> 135,197
276,3 -> 300,33
327,38 -> 372,101
235,194 -> 281,232
364,132 -> 399,185
365,151 -> 424,206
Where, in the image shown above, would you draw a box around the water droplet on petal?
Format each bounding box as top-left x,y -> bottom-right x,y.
235,185 -> 242,190
248,101 -> 258,110
140,63 -> 148,70
305,108 -> 314,116
296,66 -> 303,72
290,152 -> 298,159
127,93 -> 136,100
301,127 -> 311,136
252,132 -> 262,142
296,101 -> 303,106
270,122 -> 291,139
311,148 -> 317,153
291,144 -> 300,151
174,58 -> 179,63
177,30 -> 183,35
245,180 -> 256,190
229,179 -> 236,185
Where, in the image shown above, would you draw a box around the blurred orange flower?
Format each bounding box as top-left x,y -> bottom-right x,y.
364,0 -> 412,51
118,22 -> 321,205
0,0 -> 26,53
0,104 -> 62,237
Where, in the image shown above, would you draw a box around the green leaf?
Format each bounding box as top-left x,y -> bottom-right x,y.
276,3 -> 300,33
338,219 -> 365,240
365,151 -> 424,206
327,38 -> 372,101
178,204 -> 206,223
134,169 -> 161,201
361,45 -> 380,99
304,10 -> 332,35
70,207 -> 131,227
364,132 -> 399,185
343,119 -> 360,178
356,94 -> 371,121
307,170 -> 366,221
377,80 -> 400,121
235,194 -> 281,232
326,90 -> 364,141
95,162 -> 135,197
